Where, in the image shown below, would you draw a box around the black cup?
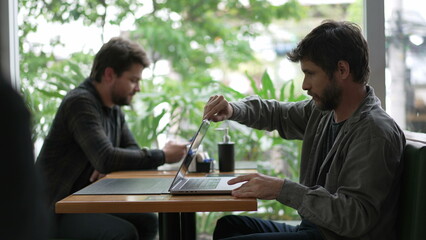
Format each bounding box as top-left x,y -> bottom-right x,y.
218,143 -> 235,172
196,161 -> 212,173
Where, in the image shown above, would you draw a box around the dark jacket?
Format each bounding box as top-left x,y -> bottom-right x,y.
230,86 -> 405,240
36,78 -> 165,213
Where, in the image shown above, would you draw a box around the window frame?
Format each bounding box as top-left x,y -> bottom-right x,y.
365,0 -> 386,110
0,0 -> 19,89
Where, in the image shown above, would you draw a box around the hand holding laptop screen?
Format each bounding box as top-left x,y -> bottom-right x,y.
203,95 -> 233,122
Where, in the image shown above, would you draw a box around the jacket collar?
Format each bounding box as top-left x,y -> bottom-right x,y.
79,78 -> 116,114
342,85 -> 380,130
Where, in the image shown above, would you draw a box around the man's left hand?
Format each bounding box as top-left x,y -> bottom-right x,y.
90,169 -> 106,182
163,140 -> 189,164
228,173 -> 285,200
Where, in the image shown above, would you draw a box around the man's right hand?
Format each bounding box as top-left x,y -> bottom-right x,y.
228,173 -> 285,200
163,140 -> 188,164
203,95 -> 233,122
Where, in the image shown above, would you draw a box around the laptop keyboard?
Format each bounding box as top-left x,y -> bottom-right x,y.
181,178 -> 221,190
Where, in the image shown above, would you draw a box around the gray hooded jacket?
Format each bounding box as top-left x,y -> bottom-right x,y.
230,86 -> 405,240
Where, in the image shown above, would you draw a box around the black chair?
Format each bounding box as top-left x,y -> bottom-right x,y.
398,138 -> 426,239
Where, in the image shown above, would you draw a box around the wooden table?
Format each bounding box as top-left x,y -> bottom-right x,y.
56,170 -> 257,240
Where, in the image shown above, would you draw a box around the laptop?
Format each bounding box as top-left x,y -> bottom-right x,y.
74,119 -> 244,195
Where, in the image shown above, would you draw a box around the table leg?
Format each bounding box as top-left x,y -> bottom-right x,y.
159,212 -> 181,240
181,212 -> 196,240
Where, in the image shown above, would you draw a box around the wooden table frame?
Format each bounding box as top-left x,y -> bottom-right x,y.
56,170 -> 257,240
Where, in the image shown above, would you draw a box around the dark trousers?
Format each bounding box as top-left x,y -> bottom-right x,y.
213,215 -> 324,240
55,213 -> 158,240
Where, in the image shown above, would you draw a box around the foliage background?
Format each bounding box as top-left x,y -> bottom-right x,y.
18,0 -> 363,237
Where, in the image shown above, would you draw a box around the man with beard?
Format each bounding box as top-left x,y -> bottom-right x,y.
36,37 -> 188,240
203,21 -> 405,240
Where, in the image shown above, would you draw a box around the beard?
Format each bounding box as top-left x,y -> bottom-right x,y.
111,90 -> 133,106
311,78 -> 342,111
113,96 -> 130,106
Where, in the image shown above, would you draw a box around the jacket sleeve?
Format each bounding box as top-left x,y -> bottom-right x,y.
118,113 -> 164,164
230,95 -> 314,140
65,95 -> 165,173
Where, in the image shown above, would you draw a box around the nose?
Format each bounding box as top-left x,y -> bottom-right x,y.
302,77 -> 310,91
135,82 -> 141,92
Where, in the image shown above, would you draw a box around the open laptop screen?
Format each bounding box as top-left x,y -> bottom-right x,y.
169,119 -> 210,189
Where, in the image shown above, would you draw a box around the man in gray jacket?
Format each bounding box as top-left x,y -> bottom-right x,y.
204,20 -> 405,240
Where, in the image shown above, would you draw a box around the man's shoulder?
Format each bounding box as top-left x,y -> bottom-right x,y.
366,106 -> 400,130
353,106 -> 404,145
55,85 -> 102,117
63,85 -> 97,105
349,88 -> 402,139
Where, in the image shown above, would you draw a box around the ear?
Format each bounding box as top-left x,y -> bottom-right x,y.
103,67 -> 116,84
337,60 -> 350,80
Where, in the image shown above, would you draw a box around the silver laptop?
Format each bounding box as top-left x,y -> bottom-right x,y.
74,119 -> 244,195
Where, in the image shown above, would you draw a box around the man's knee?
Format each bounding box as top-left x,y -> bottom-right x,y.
216,215 -> 232,231
214,215 -> 242,239
217,215 -> 247,228
56,213 -> 140,240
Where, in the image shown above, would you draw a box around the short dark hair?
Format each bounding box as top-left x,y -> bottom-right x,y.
287,20 -> 370,85
90,37 -> 151,82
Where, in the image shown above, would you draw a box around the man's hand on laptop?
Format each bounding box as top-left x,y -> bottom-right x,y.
228,173 -> 285,200
90,170 -> 106,182
203,95 -> 233,122
163,140 -> 189,164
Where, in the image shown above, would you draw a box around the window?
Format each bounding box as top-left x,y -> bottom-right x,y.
384,0 -> 426,133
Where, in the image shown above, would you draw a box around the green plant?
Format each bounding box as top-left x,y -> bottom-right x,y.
22,54 -> 93,142
19,0 -> 306,150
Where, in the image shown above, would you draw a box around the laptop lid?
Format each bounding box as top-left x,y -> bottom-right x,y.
168,119 -> 210,191
168,120 -> 245,194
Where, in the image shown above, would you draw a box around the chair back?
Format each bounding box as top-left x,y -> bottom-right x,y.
398,138 -> 426,239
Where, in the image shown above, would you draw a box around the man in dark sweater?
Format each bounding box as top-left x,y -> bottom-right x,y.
36,37 -> 188,240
